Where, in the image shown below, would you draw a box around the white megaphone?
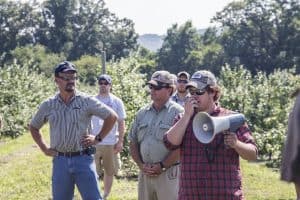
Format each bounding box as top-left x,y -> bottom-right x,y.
192,112 -> 246,144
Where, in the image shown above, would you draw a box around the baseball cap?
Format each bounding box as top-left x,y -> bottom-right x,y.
148,70 -> 175,86
54,61 -> 77,74
186,70 -> 217,90
97,74 -> 112,84
177,71 -> 190,79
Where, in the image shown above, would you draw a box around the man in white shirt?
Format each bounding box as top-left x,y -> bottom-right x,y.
91,74 -> 126,200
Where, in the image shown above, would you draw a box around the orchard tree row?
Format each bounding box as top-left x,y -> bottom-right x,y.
1,56 -> 299,168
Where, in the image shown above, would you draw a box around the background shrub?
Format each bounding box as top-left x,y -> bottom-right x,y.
0,62 -> 55,138
219,65 -> 300,167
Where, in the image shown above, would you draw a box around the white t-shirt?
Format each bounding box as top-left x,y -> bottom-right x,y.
91,94 -> 126,145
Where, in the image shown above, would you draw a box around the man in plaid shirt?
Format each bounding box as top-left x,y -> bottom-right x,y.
163,70 -> 258,200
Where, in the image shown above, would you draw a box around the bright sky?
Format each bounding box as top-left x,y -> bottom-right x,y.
105,0 -> 235,35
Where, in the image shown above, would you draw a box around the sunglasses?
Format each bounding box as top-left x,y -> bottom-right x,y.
188,89 -> 206,96
177,79 -> 188,84
148,84 -> 169,91
57,76 -> 78,81
99,81 -> 109,85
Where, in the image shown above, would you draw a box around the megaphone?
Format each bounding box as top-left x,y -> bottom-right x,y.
192,112 -> 245,144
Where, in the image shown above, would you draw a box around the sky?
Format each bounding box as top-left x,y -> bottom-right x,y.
105,0 -> 235,35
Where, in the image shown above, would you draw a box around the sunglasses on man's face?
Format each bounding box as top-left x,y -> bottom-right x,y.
99,81 -> 109,85
148,84 -> 169,91
57,76 -> 78,82
177,79 -> 188,84
188,89 -> 206,96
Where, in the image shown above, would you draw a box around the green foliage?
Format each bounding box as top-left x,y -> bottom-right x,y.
38,0 -> 138,60
157,21 -> 201,74
0,0 -> 42,58
75,55 -> 148,173
213,0 -> 300,74
105,57 -> 148,171
73,55 -> 102,85
0,62 -> 54,138
219,65 -> 300,167
0,0 -> 138,62
10,45 -> 66,77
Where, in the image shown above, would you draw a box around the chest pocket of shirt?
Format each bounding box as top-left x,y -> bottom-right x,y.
155,123 -> 171,141
137,123 -> 148,143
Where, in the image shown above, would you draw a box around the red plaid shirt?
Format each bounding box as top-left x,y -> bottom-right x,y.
164,106 -> 257,200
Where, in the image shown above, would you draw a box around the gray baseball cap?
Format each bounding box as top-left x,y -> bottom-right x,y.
186,70 -> 217,90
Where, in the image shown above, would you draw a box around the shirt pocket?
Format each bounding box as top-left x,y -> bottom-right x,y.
155,123 -> 171,141
137,123 -> 148,143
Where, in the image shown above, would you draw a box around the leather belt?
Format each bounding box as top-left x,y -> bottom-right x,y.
57,146 -> 96,157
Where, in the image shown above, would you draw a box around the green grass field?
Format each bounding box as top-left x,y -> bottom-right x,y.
0,130 -> 296,200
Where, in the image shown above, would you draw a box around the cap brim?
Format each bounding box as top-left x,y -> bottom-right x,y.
148,80 -> 158,86
186,81 -> 206,90
61,68 -> 77,73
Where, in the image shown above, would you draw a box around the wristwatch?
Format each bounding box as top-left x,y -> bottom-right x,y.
95,134 -> 102,142
159,161 -> 166,171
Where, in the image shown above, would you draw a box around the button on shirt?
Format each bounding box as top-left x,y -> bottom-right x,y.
128,100 -> 183,163
30,91 -> 112,152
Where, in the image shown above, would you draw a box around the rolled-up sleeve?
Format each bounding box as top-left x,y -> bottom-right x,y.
30,101 -> 49,129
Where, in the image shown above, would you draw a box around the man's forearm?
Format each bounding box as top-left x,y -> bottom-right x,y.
98,113 -> 118,139
118,119 -> 126,142
160,148 -> 180,168
129,141 -> 143,169
29,125 -> 48,152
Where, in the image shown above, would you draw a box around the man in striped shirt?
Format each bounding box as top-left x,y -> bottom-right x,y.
164,70 -> 257,200
29,61 -> 117,200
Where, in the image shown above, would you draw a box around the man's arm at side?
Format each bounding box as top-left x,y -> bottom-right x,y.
129,141 -> 144,170
28,124 -> 57,157
115,119 -> 125,153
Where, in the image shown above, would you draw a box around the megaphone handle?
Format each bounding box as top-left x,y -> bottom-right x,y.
223,131 -> 236,149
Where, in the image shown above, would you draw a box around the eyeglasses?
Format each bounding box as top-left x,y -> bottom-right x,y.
148,84 -> 169,91
99,81 -> 109,85
177,79 -> 188,84
57,76 -> 78,81
188,89 -> 206,96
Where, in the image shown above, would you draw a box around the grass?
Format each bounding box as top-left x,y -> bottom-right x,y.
0,130 -> 296,200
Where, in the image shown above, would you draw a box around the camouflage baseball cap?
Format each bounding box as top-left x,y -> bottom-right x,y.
148,70 -> 175,86
186,70 -> 217,90
177,71 -> 190,79
97,74 -> 112,84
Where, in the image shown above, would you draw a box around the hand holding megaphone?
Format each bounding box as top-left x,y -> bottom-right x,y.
192,112 -> 246,144
224,131 -> 238,148
184,97 -> 199,117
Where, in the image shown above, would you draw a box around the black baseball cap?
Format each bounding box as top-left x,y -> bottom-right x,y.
54,61 -> 77,74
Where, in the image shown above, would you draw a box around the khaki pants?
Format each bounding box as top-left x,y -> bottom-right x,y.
94,145 -> 121,176
138,165 -> 179,200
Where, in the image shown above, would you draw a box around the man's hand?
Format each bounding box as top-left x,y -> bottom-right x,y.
114,140 -> 123,153
44,148 -> 58,157
142,163 -> 164,177
81,134 -> 97,147
224,131 -> 238,148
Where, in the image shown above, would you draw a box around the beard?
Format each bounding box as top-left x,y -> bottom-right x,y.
177,88 -> 187,93
65,83 -> 75,93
